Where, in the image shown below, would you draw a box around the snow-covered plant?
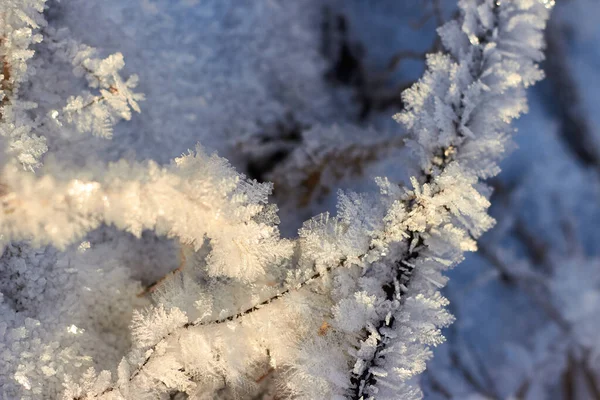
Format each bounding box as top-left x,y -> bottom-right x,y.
0,0 -> 553,398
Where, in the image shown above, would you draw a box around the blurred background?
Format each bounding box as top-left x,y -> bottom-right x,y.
43,0 -> 600,398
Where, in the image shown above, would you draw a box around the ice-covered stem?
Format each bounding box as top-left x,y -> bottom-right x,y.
76,260 -> 337,399
337,1 -> 552,398
0,145 -> 292,282
59,0 -> 551,398
43,29 -> 145,139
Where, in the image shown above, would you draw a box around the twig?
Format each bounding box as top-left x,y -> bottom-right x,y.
544,15 -> 600,170
270,136 -> 405,207
83,257 -> 346,398
137,245 -> 187,297
0,36 -> 13,122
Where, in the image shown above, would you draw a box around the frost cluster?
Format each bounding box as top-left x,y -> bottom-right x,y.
0,0 -> 552,399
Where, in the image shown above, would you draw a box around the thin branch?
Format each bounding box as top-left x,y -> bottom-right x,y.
84,258 -> 345,398
423,371 -> 452,399
270,136 -> 405,207
581,360 -> 600,400
478,241 -> 571,332
349,3 -> 507,397
0,36 -> 13,122
562,353 -> 576,400
544,15 -> 600,170
445,289 -> 499,399
137,245 -> 188,297
409,0 -> 445,30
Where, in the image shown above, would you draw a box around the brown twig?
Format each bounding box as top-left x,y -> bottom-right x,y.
255,367 -> 275,384
0,36 -> 13,122
321,7 -> 440,120
83,256 -> 347,398
270,136 -> 405,208
137,245 -> 187,297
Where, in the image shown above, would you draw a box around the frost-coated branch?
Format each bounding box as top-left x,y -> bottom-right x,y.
0,145 -> 292,281
44,29 -> 145,139
80,1 -> 551,398
293,0 -> 552,398
0,0 -> 553,398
